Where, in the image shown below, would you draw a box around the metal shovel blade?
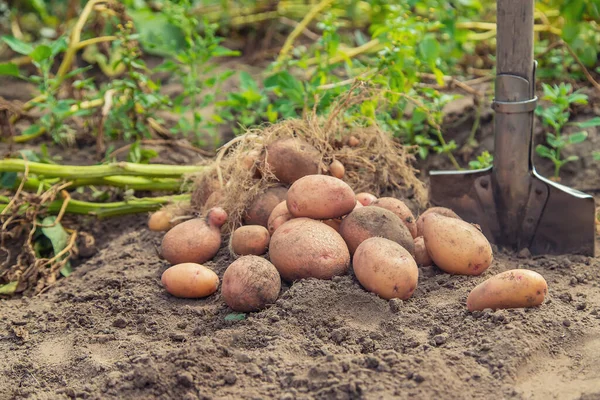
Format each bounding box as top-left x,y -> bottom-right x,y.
428,0 -> 597,256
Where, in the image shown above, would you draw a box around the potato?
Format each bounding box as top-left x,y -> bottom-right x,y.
161,263 -> 219,298
416,207 -> 461,237
371,197 -> 417,238
348,135 -> 360,147
322,218 -> 342,232
414,236 -> 432,267
267,201 -> 293,235
356,192 -> 377,206
422,213 -> 493,275
161,207 -> 227,264
231,225 -> 270,256
243,186 -> 288,227
287,175 -> 356,220
269,218 -> 350,281
329,160 -> 345,179
466,269 -> 548,311
339,207 -> 414,256
222,255 -> 281,312
204,190 -> 223,210
353,237 -> 419,300
264,138 -> 321,184
191,177 -> 221,208
148,210 -> 174,232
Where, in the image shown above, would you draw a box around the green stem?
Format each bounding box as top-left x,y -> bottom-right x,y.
14,175 -> 188,192
434,128 -> 461,170
0,159 -> 205,179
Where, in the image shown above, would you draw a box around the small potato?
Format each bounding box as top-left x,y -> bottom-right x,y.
371,197 -> 418,238
413,237 -> 432,267
356,192 -> 377,206
329,160 -> 345,179
422,213 -> 493,275
348,135 -> 360,147
353,237 -> 419,300
267,201 -> 293,235
222,255 -> 281,312
416,207 -> 461,237
204,190 -> 223,210
467,269 -> 548,311
231,225 -> 270,256
287,175 -> 356,220
161,263 -> 219,298
148,210 -> 174,232
243,186 -> 288,227
265,138 -> 321,184
339,207 -> 414,256
269,218 -> 350,281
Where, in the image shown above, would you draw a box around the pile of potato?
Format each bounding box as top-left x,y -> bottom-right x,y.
152,155 -> 548,314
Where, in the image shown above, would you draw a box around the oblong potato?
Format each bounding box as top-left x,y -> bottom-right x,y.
371,197 -> 418,238
467,269 -> 548,311
413,236 -> 432,267
148,210 -> 174,232
353,237 -> 419,300
267,201 -> 293,235
329,160 -> 345,179
161,263 -> 219,298
243,186 -> 288,227
287,175 -> 356,220
231,225 -> 270,256
416,207 -> 461,237
161,218 -> 222,264
339,207 -> 414,256
422,213 -> 493,275
222,256 -> 281,312
269,218 -> 350,281
265,138 -> 321,184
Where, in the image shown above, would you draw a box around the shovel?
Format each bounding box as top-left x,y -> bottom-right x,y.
428,0 -> 597,256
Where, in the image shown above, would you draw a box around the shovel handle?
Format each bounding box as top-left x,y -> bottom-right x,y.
496,0 -> 534,79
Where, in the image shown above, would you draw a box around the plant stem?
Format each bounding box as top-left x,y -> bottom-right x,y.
0,159 -> 205,179
433,128 -> 461,170
14,175 -> 188,192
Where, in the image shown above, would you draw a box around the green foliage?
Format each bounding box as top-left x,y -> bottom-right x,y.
469,150 -> 493,170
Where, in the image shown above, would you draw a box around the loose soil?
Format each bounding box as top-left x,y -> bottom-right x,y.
2,79 -> 600,400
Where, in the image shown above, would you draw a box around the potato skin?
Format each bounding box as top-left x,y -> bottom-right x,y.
416,207 -> 461,237
371,197 -> 418,238
231,225 -> 270,256
353,237 -> 419,300
265,138 -> 321,184
161,218 -> 222,264
422,213 -> 493,275
269,218 -> 350,281
339,207 -> 415,256
222,256 -> 281,312
467,269 -> 548,311
161,263 -> 219,298
414,237 -> 432,267
267,201 -> 293,235
287,175 -> 356,220
329,160 -> 345,179
243,186 -> 288,227
148,210 -> 174,232
356,193 -> 377,206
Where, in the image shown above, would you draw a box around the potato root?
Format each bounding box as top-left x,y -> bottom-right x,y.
264,138 -> 321,184
467,269 -> 548,311
243,186 -> 288,227
371,197 -> 417,238
416,207 -> 461,237
287,175 -> 356,220
222,256 -> 281,312
413,237 -> 432,267
161,263 -> 219,298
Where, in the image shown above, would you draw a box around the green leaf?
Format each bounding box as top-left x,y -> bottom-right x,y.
535,144 -> 553,158
0,281 -> 18,295
418,35 -> 440,66
573,117 -> 600,128
0,63 -> 20,77
224,313 -> 246,321
30,45 -> 52,63
567,131 -> 588,144
593,152 -> 600,161
1,35 -> 34,55
50,37 -> 68,57
40,216 -> 72,277
0,172 -> 17,188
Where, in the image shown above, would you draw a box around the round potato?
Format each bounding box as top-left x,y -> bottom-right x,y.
414,236 -> 432,267
329,160 -> 345,179
264,138 -> 321,184
356,192 -> 377,206
161,263 -> 219,298
231,225 -> 270,256
422,213 -> 493,275
348,136 -> 360,147
467,269 -> 548,311
243,186 -> 288,227
269,218 -> 350,281
267,201 -> 293,235
353,237 -> 419,300
339,207 -> 414,256
371,197 -> 418,238
148,210 -> 174,232
222,256 -> 281,312
287,175 -> 356,220
416,207 -> 461,237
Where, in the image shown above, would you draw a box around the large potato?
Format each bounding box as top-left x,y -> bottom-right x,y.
422,213 -> 493,275
416,207 -> 461,237
264,138 -> 321,184
243,186 -> 288,227
467,269 -> 548,311
287,175 -> 356,220
413,236 -> 432,267
231,225 -> 270,256
269,218 -> 350,281
339,207 -> 414,256
371,197 -> 418,238
267,201 -> 293,235
160,208 -> 227,264
161,263 -> 219,298
222,256 -> 281,312
353,237 -> 419,300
